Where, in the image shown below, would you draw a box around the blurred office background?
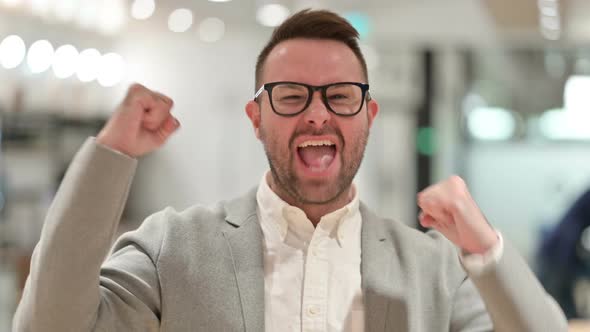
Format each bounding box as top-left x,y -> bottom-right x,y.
2,0 -> 590,329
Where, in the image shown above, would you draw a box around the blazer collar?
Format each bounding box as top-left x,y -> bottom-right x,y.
222,188 -> 265,332
361,203 -> 407,332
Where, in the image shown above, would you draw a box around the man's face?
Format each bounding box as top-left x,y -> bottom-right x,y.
246,38 -> 379,205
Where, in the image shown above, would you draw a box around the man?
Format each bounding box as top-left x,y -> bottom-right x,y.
14,9 -> 566,332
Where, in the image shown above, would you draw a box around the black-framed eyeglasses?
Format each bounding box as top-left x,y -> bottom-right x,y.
253,81 -> 371,117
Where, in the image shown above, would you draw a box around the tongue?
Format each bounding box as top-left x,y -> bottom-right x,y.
298,146 -> 335,172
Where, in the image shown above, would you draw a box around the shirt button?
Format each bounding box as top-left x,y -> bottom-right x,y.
307,305 -> 320,316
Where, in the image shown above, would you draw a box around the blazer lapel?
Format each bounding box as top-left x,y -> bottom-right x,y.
361,203 -> 408,332
222,189 -> 265,332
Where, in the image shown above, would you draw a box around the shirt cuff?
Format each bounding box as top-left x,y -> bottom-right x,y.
459,231 -> 504,276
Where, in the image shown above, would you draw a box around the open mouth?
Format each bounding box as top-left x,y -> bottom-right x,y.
296,139 -> 337,173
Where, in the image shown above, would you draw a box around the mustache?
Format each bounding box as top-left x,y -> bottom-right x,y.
289,126 -> 344,148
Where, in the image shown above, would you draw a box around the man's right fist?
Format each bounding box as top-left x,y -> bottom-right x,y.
96,83 -> 180,158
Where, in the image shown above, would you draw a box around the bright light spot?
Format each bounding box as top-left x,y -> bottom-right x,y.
0,35 -> 26,69
27,40 -> 54,74
256,4 -> 290,27
168,8 -> 193,32
1,0 -> 21,7
98,0 -> 127,35
208,0 -> 232,2
52,44 -> 79,79
98,53 -> 126,87
131,0 -> 155,20
76,48 -> 101,82
344,12 -> 371,39
565,75 -> 590,114
54,0 -> 78,22
539,109 -> 590,139
199,17 -> 225,42
467,107 -> 516,140
360,44 -> 379,71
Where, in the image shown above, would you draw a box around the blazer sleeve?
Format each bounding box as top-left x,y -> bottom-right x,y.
12,137 -> 164,332
451,239 -> 568,332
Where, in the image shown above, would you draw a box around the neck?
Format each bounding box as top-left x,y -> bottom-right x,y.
266,173 -> 354,226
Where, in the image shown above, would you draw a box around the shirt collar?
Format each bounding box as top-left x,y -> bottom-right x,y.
256,171 -> 360,245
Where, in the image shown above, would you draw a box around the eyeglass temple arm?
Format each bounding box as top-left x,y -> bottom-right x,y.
253,85 -> 265,101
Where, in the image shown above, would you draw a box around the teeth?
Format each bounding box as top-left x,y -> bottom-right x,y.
298,140 -> 335,148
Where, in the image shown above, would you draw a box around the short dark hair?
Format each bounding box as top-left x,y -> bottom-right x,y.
255,9 -> 368,90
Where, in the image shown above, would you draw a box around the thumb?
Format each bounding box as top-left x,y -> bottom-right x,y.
153,115 -> 181,144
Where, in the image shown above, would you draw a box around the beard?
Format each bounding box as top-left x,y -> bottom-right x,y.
259,123 -> 369,205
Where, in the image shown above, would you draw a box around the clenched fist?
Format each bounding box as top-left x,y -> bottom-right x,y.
96,83 -> 180,158
418,175 -> 498,255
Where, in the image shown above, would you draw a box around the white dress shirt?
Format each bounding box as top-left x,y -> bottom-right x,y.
256,174 -> 364,332
256,172 -> 504,332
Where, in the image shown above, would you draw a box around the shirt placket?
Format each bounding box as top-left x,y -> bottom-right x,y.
301,228 -> 329,332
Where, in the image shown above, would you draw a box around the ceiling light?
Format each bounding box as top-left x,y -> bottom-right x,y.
131,0 -> 155,20
77,48 -> 101,82
256,4 -> 289,27
52,44 -> 79,79
467,107 -> 516,141
27,40 -> 54,73
539,109 -> 590,140
168,8 -> 193,32
199,17 -> 225,43
0,35 -> 26,69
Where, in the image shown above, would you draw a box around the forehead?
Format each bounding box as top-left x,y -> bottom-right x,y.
262,38 -> 365,86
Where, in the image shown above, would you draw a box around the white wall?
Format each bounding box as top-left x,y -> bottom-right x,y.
464,142 -> 590,261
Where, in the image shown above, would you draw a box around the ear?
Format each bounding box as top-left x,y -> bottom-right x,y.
366,99 -> 379,129
245,100 -> 262,139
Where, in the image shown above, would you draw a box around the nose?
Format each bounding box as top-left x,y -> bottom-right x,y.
303,90 -> 331,129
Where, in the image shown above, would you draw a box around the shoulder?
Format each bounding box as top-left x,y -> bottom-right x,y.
129,188 -> 258,245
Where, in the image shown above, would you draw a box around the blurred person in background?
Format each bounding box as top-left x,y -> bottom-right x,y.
537,188 -> 590,319
13,9 -> 566,332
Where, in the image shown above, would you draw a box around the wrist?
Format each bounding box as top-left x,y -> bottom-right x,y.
95,135 -> 134,158
464,227 -> 499,255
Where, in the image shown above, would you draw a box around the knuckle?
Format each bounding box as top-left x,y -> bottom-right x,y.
128,83 -> 145,95
448,175 -> 467,193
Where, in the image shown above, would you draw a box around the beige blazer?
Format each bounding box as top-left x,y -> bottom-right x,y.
13,138 -> 567,331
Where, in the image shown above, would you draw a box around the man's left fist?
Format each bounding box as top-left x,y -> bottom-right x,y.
417,175 -> 498,255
